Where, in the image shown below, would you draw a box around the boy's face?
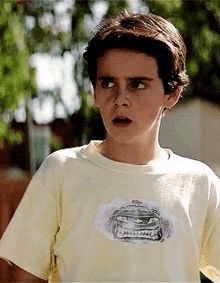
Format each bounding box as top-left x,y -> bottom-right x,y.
94,48 -> 179,145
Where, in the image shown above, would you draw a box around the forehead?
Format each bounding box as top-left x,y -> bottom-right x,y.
96,48 -> 159,78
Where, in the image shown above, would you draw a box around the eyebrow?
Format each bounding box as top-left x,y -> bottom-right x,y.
129,76 -> 154,81
98,76 -> 115,81
98,76 -> 154,81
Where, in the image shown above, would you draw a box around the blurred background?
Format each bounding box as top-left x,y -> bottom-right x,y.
0,0 -> 219,281
0,0 -> 220,177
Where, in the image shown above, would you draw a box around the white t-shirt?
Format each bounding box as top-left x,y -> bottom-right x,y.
0,140 -> 220,282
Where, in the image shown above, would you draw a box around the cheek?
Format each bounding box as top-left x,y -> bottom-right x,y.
136,99 -> 164,120
94,91 -> 102,108
95,91 -> 114,108
138,97 -> 160,110
94,96 -> 99,108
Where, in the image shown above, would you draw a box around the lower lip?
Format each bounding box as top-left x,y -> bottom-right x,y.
113,120 -> 132,127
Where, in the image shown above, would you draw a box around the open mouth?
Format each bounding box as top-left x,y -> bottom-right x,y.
112,117 -> 132,126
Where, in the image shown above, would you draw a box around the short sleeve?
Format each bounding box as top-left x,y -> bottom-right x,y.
0,154 -> 61,280
200,171 -> 220,282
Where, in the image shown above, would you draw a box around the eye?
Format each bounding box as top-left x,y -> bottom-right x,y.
117,216 -> 128,223
101,79 -> 115,89
135,218 -> 143,224
130,80 -> 147,90
148,217 -> 159,224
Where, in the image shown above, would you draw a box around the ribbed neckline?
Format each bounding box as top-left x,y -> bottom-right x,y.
81,140 -> 174,175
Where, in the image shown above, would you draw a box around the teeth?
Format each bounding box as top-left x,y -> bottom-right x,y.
116,228 -> 159,239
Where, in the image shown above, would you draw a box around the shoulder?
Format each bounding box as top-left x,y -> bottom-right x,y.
42,144 -> 87,167
170,152 -> 218,180
169,153 -> 220,198
27,144 -> 90,194
33,145 -> 89,182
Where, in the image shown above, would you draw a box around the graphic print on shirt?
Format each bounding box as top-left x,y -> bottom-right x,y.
95,199 -> 175,244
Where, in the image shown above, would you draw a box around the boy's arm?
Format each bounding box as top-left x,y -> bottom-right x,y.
14,266 -> 48,282
0,258 -> 47,282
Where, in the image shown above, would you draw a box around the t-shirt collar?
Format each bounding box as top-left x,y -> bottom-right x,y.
81,140 -> 174,175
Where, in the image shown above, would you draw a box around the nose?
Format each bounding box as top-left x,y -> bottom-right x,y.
113,87 -> 131,108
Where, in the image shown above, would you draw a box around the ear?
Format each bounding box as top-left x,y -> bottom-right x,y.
163,87 -> 182,109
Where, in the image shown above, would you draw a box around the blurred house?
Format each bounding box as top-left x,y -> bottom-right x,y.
0,122 -> 50,174
160,97 -> 220,177
0,118 -> 80,175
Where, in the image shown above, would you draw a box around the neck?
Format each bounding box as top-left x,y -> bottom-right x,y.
96,138 -> 168,165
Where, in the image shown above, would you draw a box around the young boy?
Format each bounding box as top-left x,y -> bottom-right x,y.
0,11 -> 220,282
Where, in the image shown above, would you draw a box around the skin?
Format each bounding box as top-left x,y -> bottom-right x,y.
0,258 -> 47,282
94,48 -> 181,164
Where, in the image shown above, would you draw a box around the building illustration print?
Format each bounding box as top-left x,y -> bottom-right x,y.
95,199 -> 175,244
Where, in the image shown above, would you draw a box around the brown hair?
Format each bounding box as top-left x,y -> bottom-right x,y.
83,11 -> 189,94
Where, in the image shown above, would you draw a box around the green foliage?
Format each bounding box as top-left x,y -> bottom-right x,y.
49,134 -> 63,151
0,1 -> 36,144
3,0 -> 218,146
105,0 -> 128,18
143,0 -> 220,103
0,121 -> 23,148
